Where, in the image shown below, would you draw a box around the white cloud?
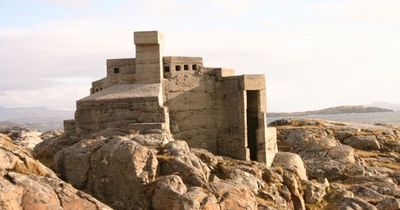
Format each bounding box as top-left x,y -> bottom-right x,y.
1,0 -> 400,112
0,84 -> 89,110
32,0 -> 91,8
309,0 -> 400,24
204,0 -> 261,14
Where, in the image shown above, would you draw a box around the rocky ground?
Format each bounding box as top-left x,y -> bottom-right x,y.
270,119 -> 400,210
0,126 -> 62,150
1,119 -> 400,210
0,133 -> 111,209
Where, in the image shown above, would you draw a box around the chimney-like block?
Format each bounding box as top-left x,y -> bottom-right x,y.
134,31 -> 163,83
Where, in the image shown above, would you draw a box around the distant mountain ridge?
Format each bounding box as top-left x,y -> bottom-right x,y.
369,102 -> 400,111
0,106 -> 74,131
267,105 -> 393,117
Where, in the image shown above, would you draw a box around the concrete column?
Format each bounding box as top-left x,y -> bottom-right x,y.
134,31 -> 163,83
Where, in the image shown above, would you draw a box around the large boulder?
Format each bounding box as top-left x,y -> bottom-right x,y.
152,175 -> 220,210
282,171 -> 305,210
342,135 -> 381,151
152,175 -> 188,210
0,133 -> 111,210
159,141 -> 210,188
328,145 -> 355,164
53,137 -> 158,209
34,135 -> 81,167
272,152 -> 307,180
302,179 -> 328,204
210,180 -> 258,210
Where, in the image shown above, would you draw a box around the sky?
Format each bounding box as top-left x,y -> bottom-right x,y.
0,0 -> 399,112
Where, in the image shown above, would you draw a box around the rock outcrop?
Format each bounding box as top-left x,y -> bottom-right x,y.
3,117 -> 393,210
34,129 -> 305,210
0,127 -> 46,150
0,133 -> 111,210
271,118 -> 400,209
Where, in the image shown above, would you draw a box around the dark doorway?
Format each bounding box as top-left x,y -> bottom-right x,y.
246,90 -> 259,161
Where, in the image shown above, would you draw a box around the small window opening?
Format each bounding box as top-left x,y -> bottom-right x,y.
164,66 -> 170,73
192,64 -> 197,70
100,88 -> 103,91
184,65 -> 189,70
175,65 -> 181,71
114,68 -> 120,74
95,88 -> 99,92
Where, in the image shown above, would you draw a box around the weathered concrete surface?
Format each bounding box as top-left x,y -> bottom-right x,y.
164,74 -> 222,154
135,31 -> 164,83
72,83 -> 168,135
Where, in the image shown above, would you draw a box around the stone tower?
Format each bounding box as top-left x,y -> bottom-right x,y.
134,31 -> 164,83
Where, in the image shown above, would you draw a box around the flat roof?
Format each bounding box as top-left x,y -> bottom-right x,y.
79,83 -> 160,102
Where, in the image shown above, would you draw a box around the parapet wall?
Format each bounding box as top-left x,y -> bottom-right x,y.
73,83 -> 168,135
91,59 -> 136,94
163,56 -> 203,78
107,58 -> 136,76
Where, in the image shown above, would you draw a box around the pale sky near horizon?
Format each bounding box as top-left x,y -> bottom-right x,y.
0,0 -> 399,112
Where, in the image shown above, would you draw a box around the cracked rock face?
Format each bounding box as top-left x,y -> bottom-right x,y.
272,118 -> 400,210
53,137 -> 159,209
0,133 -> 111,210
0,127 -> 46,151
26,118 -> 400,210
34,130 -> 305,210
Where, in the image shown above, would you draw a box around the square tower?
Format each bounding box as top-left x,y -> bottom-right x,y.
134,31 -> 164,83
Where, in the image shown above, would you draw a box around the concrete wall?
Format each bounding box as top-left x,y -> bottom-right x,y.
219,76 -> 248,159
163,57 -> 203,78
163,73 -> 222,154
107,58 -> 136,76
91,59 -> 136,94
72,83 -> 168,136
74,97 -> 166,134
163,72 -> 273,164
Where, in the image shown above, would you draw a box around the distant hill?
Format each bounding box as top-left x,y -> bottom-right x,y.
369,102 -> 400,111
0,107 -> 74,131
267,105 -> 393,117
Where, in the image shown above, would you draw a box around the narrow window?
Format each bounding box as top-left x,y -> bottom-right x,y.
95,88 -> 99,92
192,64 -> 197,70
175,65 -> 181,71
114,68 -> 120,74
184,65 -> 189,70
164,66 -> 170,73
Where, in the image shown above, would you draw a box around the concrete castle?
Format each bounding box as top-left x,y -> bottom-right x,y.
64,31 -> 278,166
